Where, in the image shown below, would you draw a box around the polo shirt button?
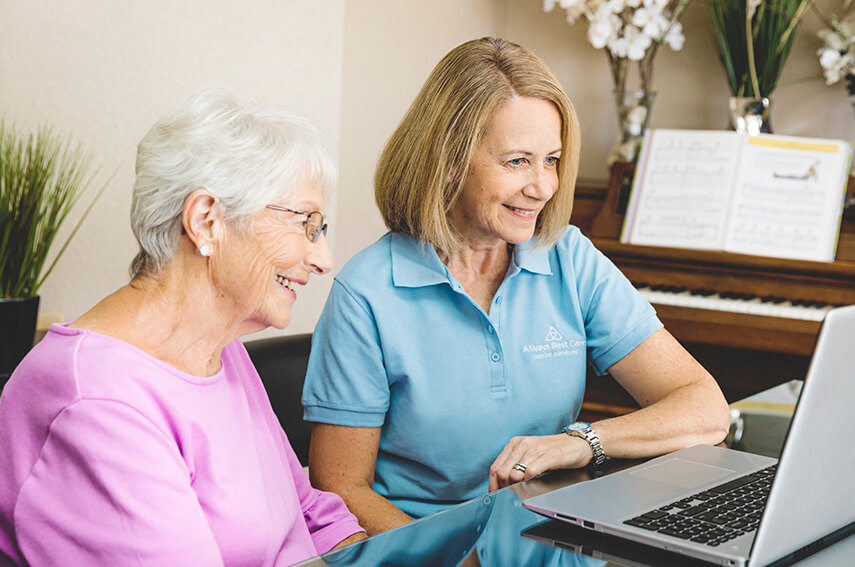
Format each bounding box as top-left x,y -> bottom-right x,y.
488,326 -> 494,334
491,352 -> 501,362
495,296 -> 502,305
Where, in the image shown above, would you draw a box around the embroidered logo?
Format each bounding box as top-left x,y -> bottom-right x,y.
544,326 -> 563,341
521,326 -> 585,360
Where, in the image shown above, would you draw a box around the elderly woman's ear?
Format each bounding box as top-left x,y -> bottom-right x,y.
182,188 -> 223,256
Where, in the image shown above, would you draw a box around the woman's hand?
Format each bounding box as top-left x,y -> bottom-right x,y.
488,433 -> 593,492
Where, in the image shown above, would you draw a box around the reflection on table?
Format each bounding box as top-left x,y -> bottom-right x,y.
295,381 -> 854,567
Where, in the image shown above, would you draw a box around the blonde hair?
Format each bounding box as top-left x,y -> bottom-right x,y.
375,37 -> 580,254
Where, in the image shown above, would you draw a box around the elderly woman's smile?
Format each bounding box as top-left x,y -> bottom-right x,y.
274,274 -> 303,296
231,185 -> 331,330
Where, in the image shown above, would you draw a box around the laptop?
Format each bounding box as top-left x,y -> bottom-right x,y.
524,305 -> 855,566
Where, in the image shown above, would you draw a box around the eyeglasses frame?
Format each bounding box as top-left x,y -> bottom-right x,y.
265,204 -> 328,243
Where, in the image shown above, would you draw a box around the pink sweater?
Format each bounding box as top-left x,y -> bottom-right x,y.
0,324 -> 363,566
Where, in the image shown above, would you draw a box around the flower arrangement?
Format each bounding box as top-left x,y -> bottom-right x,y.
543,0 -> 691,162
816,2 -> 855,96
708,0 -> 811,98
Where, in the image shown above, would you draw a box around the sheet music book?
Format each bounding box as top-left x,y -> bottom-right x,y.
621,129 -> 852,262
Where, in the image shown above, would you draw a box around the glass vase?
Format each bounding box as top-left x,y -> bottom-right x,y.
728,96 -> 771,135
608,90 -> 656,165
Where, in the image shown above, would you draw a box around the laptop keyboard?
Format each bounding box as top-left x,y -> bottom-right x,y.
622,464 -> 776,547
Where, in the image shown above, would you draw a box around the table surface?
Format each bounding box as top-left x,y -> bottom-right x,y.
295,381 -> 854,567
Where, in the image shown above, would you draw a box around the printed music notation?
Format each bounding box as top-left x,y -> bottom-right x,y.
621,129 -> 851,262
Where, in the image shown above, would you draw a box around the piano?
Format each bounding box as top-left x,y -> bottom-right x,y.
573,164 -> 855,420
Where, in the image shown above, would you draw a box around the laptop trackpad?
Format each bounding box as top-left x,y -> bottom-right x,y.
630,458 -> 735,489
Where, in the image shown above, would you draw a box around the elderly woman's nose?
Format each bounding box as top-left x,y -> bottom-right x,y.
305,235 -> 333,275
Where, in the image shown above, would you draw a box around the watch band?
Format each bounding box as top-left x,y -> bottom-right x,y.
562,422 -> 606,467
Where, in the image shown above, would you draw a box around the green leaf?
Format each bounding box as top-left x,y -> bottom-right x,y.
706,0 -> 810,97
0,122 -> 100,298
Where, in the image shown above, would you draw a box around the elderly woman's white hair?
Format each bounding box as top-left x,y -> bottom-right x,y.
129,88 -> 336,279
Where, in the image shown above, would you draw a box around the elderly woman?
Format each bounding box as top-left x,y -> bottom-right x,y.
0,90 -> 365,566
302,37 -> 731,535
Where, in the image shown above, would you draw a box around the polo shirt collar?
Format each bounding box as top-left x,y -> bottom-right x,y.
513,240 -> 553,275
390,233 -> 450,288
390,232 -> 553,288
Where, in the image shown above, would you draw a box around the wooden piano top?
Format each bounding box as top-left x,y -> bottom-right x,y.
571,179 -> 855,356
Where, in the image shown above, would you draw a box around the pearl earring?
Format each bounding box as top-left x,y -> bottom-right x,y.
199,245 -> 211,257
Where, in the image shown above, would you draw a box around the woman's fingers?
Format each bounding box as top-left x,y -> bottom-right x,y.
489,436 -> 544,490
489,434 -> 591,491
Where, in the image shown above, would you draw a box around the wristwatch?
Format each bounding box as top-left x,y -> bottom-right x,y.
562,421 -> 606,467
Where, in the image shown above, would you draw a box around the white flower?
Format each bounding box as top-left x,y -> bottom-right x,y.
608,35 -> 630,57
818,29 -> 847,52
642,0 -> 668,8
564,3 -> 587,24
545,0 -> 583,12
632,6 -> 668,39
664,21 -> 685,50
605,0 -> 625,14
625,0 -> 642,7
821,51 -> 855,85
819,48 -> 842,72
588,8 -> 620,49
624,25 -> 653,60
838,18 -> 855,40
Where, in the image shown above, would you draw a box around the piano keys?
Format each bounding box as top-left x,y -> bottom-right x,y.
632,284 -> 834,322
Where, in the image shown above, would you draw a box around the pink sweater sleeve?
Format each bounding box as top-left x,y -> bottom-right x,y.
14,399 -> 224,567
281,429 -> 364,554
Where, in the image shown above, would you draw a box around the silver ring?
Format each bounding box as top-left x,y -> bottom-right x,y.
513,462 -> 527,473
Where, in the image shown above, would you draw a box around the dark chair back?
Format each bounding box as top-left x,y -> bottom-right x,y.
244,333 -> 313,466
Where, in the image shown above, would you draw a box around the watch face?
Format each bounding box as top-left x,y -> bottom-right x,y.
566,421 -> 591,432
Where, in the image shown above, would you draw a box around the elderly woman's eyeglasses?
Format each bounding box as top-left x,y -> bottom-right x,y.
265,205 -> 328,243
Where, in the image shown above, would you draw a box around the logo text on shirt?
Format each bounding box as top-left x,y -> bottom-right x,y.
522,327 -> 585,360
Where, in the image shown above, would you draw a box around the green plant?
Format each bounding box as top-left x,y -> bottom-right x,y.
0,122 -> 102,299
708,0 -> 811,97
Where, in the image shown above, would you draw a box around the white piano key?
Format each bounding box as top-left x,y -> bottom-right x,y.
635,287 -> 832,322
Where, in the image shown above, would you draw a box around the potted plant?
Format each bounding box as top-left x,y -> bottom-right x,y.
0,122 -> 101,386
708,0 -> 811,134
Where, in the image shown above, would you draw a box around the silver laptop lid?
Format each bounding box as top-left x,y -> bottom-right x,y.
749,305 -> 855,566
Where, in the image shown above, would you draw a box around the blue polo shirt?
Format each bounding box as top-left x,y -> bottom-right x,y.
303,227 -> 661,519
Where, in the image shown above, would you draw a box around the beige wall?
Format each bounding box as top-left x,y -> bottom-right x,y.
4,0 -> 853,337
0,0 -> 345,338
